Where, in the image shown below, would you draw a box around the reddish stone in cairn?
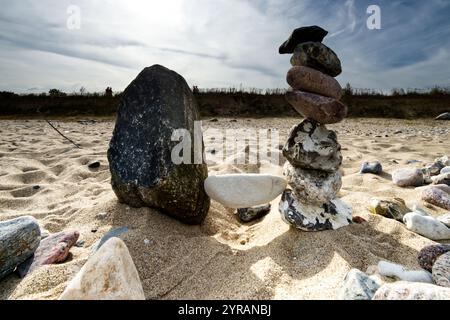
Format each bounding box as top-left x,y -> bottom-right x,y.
17,230 -> 79,277
285,90 -> 347,124
287,66 -> 342,100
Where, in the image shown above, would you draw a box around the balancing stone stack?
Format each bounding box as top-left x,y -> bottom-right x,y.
278,26 -> 352,231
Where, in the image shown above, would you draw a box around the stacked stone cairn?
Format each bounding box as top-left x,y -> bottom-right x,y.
278,26 -> 352,231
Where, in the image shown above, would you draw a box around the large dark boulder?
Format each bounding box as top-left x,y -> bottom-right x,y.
279,25 -> 328,54
107,65 -> 210,224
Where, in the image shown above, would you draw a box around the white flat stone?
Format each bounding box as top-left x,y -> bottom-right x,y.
377,260 -> 432,283
59,237 -> 145,300
204,174 -> 287,208
403,212 -> 450,241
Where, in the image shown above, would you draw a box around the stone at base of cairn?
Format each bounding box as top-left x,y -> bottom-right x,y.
279,190 -> 352,231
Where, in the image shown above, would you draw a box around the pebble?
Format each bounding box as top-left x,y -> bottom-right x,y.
279,190 -> 352,231
338,269 -> 380,300
87,161 -> 101,169
377,260 -> 432,283
435,112 -> 450,120
432,252 -> 450,287
290,41 -> 342,77
237,204 -> 271,223
422,162 -> 445,177
286,66 -> 342,99
368,197 -> 410,221
17,230 -> 79,277
403,212 -> 450,241
440,166 -> 450,174
373,281 -> 450,300
278,25 -> 328,54
360,161 -> 382,174
421,185 -> 450,210
282,119 -> 342,172
392,168 -> 424,187
75,240 -> 85,247
204,174 -> 287,208
60,237 -> 145,300
0,216 -> 41,280
96,212 -> 109,219
431,172 -> 450,186
283,162 -> 341,205
418,244 -> 450,272
285,90 -> 347,124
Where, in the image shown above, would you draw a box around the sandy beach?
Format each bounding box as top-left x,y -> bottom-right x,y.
0,117 -> 449,300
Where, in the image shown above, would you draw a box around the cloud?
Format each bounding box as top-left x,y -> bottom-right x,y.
0,0 -> 449,92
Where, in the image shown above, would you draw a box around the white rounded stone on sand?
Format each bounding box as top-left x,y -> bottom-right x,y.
377,260 -> 432,283
403,212 -> 450,241
204,174 -> 287,208
59,237 -> 145,300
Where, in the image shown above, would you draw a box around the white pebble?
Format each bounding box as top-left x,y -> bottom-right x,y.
377,261 -> 432,283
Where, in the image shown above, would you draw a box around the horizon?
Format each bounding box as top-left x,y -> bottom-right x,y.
1,0 -> 450,93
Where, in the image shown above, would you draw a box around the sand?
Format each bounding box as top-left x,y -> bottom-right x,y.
0,117 -> 449,300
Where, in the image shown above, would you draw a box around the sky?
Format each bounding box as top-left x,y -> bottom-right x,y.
1,0 -> 450,93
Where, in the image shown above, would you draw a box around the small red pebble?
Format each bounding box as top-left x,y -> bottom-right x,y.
352,216 -> 367,224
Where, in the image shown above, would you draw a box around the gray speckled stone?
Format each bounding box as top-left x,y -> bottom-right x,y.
290,42 -> 342,77
107,65 -> 210,225
421,185 -> 450,210
279,190 -> 352,231
418,244 -> 450,272
0,216 -> 41,279
282,119 -> 342,172
432,252 -> 450,287
283,162 -> 342,205
339,269 -> 380,300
